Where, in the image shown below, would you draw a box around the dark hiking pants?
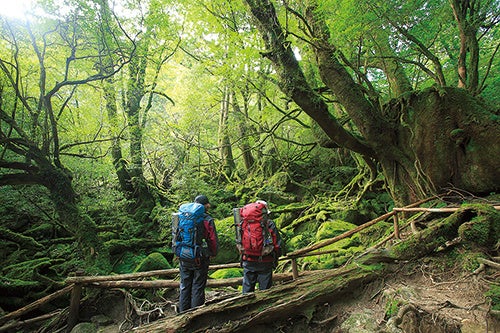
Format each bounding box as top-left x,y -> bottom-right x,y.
242,261 -> 274,293
179,258 -> 209,312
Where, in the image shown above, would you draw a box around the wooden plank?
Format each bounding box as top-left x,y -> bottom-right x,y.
0,310 -> 62,333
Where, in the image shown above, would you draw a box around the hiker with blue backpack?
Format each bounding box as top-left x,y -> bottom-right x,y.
172,195 -> 218,312
234,200 -> 282,293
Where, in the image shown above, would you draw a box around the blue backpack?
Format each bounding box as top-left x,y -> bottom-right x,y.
172,202 -> 205,262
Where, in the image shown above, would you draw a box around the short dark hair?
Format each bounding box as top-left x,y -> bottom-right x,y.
194,195 -> 210,205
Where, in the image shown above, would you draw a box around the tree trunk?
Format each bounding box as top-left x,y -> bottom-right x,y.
232,90 -> 255,172
243,0 -> 500,205
123,38 -> 156,220
218,86 -> 236,176
450,0 -> 481,94
132,265 -> 379,333
41,166 -> 110,271
104,78 -> 134,194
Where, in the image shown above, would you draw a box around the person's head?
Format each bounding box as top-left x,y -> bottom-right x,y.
195,194 -> 211,210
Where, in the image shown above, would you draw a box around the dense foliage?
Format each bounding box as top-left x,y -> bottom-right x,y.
0,0 -> 498,327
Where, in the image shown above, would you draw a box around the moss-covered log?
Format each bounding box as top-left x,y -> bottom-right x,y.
391,205 -> 499,260
131,265 -> 381,333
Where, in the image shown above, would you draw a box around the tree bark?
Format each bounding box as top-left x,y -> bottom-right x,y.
218,86 -> 236,176
243,0 -> 500,204
232,90 -> 255,172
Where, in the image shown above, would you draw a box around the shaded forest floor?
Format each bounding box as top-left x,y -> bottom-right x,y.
73,248 -> 499,333
5,202 -> 499,333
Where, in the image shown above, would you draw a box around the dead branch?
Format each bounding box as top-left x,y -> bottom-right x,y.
0,285 -> 73,326
0,310 -> 62,333
477,258 -> 500,270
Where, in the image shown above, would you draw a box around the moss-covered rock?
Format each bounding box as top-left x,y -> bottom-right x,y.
212,216 -> 240,264
134,252 -> 171,272
300,238 -> 363,270
210,268 -> 243,279
113,252 -> 147,274
458,205 -> 500,247
315,220 -> 357,241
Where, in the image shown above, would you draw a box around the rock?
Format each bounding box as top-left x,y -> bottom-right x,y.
70,322 -> 97,333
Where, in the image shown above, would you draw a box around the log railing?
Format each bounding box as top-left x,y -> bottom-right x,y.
1,197 -> 498,332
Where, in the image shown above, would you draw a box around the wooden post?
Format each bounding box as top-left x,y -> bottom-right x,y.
393,214 -> 400,239
67,271 -> 84,333
291,258 -> 299,280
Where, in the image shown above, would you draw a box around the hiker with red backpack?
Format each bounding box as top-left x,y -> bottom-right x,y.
172,195 -> 218,312
234,200 -> 282,293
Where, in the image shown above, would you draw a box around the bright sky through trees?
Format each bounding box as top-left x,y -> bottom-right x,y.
0,0 -> 35,19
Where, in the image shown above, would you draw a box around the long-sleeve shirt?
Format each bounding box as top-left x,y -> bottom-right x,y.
202,214 -> 218,257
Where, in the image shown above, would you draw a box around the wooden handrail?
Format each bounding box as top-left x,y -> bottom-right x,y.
65,263 -> 241,284
393,206 -> 500,212
287,195 -> 442,257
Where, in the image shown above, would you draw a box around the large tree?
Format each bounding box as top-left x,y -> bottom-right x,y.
0,2 -> 132,269
240,0 -> 499,204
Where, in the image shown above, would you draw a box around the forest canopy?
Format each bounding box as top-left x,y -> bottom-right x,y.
0,0 -> 498,329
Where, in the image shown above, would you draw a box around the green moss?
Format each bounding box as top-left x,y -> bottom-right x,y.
458,252 -> 487,272
0,276 -> 41,289
458,216 -> 490,246
210,268 -> 242,279
288,234 -> 307,250
71,322 -> 97,333
485,285 -> 500,311
357,222 -> 392,247
315,220 -> 357,241
458,205 -> 500,247
385,299 -> 401,318
211,216 -> 240,264
113,252 -> 147,274
134,252 -> 171,272
3,258 -> 52,280
316,210 -> 328,222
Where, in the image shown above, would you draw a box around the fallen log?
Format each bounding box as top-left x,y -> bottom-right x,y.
130,265 -> 367,333
0,285 -> 73,326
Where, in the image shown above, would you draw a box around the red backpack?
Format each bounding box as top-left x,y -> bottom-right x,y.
234,201 -> 275,257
